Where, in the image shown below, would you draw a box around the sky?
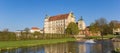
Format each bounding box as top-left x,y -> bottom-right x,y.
0,0 -> 120,31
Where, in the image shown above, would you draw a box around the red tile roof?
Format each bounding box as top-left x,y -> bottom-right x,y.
49,14 -> 69,21
31,27 -> 40,30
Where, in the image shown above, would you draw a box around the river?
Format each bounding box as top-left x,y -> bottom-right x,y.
0,40 -> 120,53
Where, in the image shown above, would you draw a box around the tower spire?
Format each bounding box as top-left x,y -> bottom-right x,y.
45,14 -> 50,19
78,16 -> 83,21
80,16 -> 83,20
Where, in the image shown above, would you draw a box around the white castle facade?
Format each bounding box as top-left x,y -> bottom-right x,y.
44,12 -> 86,34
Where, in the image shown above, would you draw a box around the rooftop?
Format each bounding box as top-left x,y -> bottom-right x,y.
48,13 -> 69,21
31,27 -> 40,30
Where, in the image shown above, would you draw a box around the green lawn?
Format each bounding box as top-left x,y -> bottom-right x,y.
0,38 -> 76,49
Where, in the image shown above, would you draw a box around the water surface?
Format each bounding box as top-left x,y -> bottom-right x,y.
0,40 -> 120,53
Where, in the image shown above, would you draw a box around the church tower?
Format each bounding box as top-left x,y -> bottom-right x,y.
78,16 -> 86,30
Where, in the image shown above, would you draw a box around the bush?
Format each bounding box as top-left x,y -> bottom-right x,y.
0,32 -> 16,41
0,31 -> 73,41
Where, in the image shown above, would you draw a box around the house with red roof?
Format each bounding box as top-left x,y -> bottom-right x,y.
30,27 -> 41,33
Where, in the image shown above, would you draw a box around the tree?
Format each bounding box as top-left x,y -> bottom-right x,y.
24,27 -> 30,39
89,22 -> 100,33
65,22 -> 79,35
89,18 -> 109,35
0,31 -> 16,41
109,20 -> 120,29
33,31 -> 41,39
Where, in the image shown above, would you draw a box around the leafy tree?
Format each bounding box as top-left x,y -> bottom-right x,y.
33,31 -> 41,35
109,20 -> 120,29
65,22 -> 79,35
33,31 -> 41,39
89,22 -> 100,33
24,27 -> 30,33
89,18 -> 109,35
0,32 -> 16,41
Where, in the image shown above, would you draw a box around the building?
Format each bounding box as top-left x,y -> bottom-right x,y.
113,28 -> 120,35
30,27 -> 41,33
44,12 -> 75,34
77,17 -> 86,35
112,21 -> 120,35
44,12 -> 100,36
2,28 -> 9,32
78,16 -> 86,30
77,17 -> 101,36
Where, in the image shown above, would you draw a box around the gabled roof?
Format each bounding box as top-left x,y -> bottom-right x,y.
48,14 -> 69,21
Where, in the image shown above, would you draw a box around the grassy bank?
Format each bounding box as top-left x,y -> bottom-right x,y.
84,35 -> 116,39
0,38 -> 76,49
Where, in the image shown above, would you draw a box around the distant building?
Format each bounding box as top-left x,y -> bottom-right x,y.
2,28 -> 9,32
15,30 -> 25,37
112,21 -> 120,35
15,30 -> 22,37
44,12 -> 76,34
30,27 -> 41,33
113,28 -> 120,35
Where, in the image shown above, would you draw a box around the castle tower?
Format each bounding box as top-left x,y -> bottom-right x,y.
44,14 -> 50,33
78,16 -> 86,30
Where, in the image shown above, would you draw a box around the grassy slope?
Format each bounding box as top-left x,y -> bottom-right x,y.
0,38 -> 75,49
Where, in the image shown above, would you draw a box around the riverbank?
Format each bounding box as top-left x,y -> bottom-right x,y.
0,38 -> 76,50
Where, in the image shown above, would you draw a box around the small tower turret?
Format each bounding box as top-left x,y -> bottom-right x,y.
44,14 -> 50,22
78,16 -> 86,30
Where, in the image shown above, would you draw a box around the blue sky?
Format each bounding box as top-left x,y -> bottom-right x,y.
0,0 -> 120,31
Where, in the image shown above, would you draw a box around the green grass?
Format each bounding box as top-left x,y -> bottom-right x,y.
85,35 -> 116,39
0,38 -> 76,49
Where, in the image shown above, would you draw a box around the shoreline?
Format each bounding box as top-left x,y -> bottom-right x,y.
0,38 -> 76,50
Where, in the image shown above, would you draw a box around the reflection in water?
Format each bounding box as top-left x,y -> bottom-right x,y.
77,42 -> 102,53
113,42 -> 120,49
0,46 -> 45,53
0,41 -> 120,53
44,43 -> 69,53
77,42 -> 86,53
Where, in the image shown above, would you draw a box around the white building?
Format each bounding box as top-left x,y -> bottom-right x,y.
30,27 -> 41,33
44,12 -> 76,34
78,16 -> 86,30
113,28 -> 120,35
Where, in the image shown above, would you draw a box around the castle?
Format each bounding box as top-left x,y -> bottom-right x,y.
44,12 -> 86,34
